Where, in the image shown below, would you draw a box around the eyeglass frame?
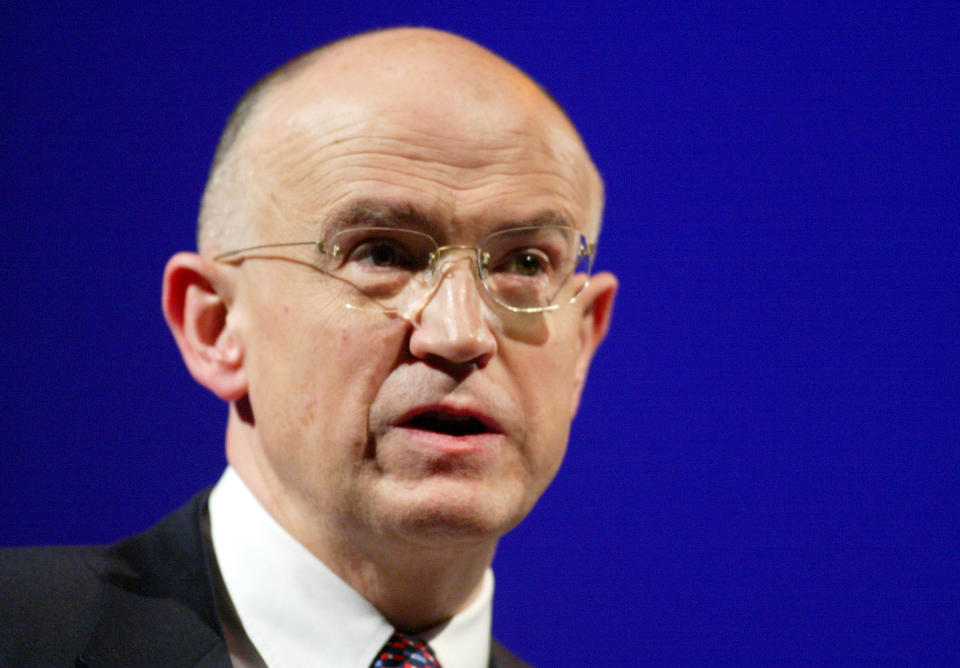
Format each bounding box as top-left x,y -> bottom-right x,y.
213,224 -> 598,314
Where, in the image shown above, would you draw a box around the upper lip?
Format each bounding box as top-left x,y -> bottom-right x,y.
396,403 -> 505,435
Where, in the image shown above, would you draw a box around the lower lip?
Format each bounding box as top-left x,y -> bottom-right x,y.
390,426 -> 504,456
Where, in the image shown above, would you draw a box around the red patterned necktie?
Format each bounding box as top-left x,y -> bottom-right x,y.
370,631 -> 442,668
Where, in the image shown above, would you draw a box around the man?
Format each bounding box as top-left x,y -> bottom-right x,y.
0,28 -> 616,667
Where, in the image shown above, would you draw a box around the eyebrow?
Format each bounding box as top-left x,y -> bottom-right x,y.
323,199 -> 443,238
506,210 -> 574,230
321,198 -> 575,239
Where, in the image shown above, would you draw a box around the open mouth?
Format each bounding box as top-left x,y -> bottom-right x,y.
404,411 -> 493,437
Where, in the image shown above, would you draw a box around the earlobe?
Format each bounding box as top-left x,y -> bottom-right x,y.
162,252 -> 247,401
570,271 -> 617,416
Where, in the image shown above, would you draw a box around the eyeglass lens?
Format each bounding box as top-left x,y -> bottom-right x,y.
320,226 -> 592,312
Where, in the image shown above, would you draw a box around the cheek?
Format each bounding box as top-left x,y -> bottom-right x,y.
506,331 -> 580,468
516,314 -> 580,410
286,311 -> 413,451
245,300 -> 410,483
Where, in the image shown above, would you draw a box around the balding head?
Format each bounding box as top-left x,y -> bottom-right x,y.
197,28 -> 603,255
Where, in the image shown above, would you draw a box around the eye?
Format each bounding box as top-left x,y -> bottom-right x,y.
498,249 -> 550,277
349,239 -> 416,268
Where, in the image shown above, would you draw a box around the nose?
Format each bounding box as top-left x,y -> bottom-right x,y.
406,257 -> 497,366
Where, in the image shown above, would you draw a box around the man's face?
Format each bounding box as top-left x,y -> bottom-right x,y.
221,49 -> 610,556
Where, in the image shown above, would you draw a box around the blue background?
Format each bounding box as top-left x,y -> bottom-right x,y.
2,2 -> 957,664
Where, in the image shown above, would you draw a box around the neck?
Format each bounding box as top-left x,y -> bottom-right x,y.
329,528 -> 496,632
225,414 -> 498,632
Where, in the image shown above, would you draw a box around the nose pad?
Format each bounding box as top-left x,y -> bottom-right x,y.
398,253 -> 476,325
403,255 -> 497,364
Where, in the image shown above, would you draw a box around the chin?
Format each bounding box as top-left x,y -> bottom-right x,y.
373,477 -> 532,545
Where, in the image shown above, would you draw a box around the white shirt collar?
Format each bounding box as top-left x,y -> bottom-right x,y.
208,466 -> 493,668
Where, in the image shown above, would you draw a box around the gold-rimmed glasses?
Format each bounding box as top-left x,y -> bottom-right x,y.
213,225 -> 596,314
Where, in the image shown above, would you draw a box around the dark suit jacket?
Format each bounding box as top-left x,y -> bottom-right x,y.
0,490 -> 532,667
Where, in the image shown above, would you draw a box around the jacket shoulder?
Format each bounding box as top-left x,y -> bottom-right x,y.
0,544 -> 110,667
491,637 -> 536,667
0,489 -> 224,667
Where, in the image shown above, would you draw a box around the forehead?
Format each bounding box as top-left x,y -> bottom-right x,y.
235,44 -> 599,240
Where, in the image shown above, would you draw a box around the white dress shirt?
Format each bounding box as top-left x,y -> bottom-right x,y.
208,467 -> 494,668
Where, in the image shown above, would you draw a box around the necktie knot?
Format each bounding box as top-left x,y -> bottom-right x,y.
370,631 -> 442,668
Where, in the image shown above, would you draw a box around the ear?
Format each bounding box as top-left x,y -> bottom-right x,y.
570,271 -> 617,416
162,252 -> 247,402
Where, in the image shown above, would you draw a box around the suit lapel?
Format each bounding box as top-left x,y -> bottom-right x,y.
77,578 -> 229,667
489,637 -> 534,667
77,490 -> 230,668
